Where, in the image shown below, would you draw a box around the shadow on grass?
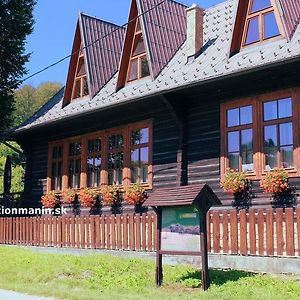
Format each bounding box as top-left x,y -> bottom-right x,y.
180,269 -> 255,287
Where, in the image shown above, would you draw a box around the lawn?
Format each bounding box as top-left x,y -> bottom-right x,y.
0,246 -> 299,300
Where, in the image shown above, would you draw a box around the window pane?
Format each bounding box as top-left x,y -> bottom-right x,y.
128,59 -> 138,81
245,17 -> 260,45
228,131 -> 240,153
264,100 -> 277,121
51,162 -> 56,191
141,147 -> 149,165
57,162 -> 62,191
131,128 -> 149,145
251,0 -> 271,13
131,149 -> 139,183
278,98 -> 292,119
73,80 -> 81,99
87,157 -> 93,187
241,129 -> 253,172
82,77 -> 89,96
94,156 -> 101,187
75,159 -> 81,189
280,146 -> 293,168
77,57 -> 86,77
133,37 -> 146,56
227,108 -> 239,127
240,106 -> 253,125
141,165 -> 148,183
280,123 -> 293,146
229,153 -> 239,171
264,12 -> 280,40
264,125 -> 277,170
141,56 -> 150,78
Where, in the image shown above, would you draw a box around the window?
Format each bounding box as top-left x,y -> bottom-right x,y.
242,0 -> 282,47
108,134 -> 124,185
71,46 -> 89,100
47,120 -> 152,192
221,90 -> 299,179
130,127 -> 150,183
50,145 -> 63,191
68,142 -> 82,189
87,138 -> 102,187
263,98 -> 293,170
225,106 -> 254,172
126,19 -> 150,82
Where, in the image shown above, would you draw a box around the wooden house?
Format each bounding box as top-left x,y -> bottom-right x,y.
7,0 -> 300,210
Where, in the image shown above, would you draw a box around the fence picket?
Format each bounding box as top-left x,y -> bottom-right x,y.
240,210 -> 247,255
266,209 -> 274,256
230,210 -> 238,254
249,209 -> 256,255
212,211 -> 220,253
285,208 -> 295,256
276,208 -> 284,256
257,210 -> 265,256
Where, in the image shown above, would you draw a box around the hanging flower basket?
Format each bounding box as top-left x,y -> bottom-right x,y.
63,189 -> 76,204
78,188 -> 98,208
124,183 -> 148,206
41,191 -> 60,209
100,185 -> 120,206
260,169 -> 295,208
221,170 -> 252,210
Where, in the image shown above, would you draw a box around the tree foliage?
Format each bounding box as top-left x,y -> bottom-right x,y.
13,82 -> 62,126
0,142 -> 24,194
0,0 -> 36,131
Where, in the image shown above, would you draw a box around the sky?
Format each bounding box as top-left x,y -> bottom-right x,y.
24,0 -> 225,87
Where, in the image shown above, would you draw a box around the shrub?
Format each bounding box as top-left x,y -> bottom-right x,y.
124,183 -> 147,205
221,170 -> 250,194
78,188 -> 98,208
63,189 -> 76,204
41,192 -> 59,209
260,168 -> 289,194
100,185 -> 120,206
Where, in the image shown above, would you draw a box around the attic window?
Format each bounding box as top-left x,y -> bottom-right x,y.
126,19 -> 150,83
242,0 -> 282,47
71,45 -> 89,100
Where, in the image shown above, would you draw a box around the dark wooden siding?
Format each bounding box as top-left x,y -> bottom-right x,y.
21,97 -> 180,205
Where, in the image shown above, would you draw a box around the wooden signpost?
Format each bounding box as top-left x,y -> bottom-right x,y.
144,184 -> 221,290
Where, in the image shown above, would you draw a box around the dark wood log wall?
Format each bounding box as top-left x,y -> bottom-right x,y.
19,61 -> 300,208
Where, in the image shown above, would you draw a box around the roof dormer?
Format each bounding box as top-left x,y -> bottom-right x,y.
63,14 -> 125,107
116,0 -> 187,91
230,0 -> 295,55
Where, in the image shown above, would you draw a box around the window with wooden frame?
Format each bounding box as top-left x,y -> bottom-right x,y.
107,133 -> 124,185
68,141 -> 82,189
87,138 -> 102,187
50,145 -> 63,191
242,0 -> 283,47
130,126 -> 150,184
221,89 -> 300,179
47,120 -> 152,193
225,105 -> 254,173
126,19 -> 150,82
71,45 -> 89,100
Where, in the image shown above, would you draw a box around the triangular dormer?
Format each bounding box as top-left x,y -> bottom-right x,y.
126,17 -> 150,82
63,14 -> 125,107
117,0 -> 187,90
230,0 -> 288,55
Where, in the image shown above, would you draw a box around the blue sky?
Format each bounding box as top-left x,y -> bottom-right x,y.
24,0 -> 225,87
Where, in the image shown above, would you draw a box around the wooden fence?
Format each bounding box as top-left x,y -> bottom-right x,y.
207,207 -> 300,257
0,208 -> 299,257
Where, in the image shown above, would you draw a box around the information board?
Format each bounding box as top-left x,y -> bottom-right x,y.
161,206 -> 200,252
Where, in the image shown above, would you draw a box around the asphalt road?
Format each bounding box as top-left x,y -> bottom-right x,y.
0,289 -> 55,299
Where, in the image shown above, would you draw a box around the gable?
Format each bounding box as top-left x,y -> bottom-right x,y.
117,0 -> 187,90
230,0 -> 295,54
63,14 -> 125,107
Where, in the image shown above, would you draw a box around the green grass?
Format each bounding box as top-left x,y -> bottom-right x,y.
0,246 -> 299,300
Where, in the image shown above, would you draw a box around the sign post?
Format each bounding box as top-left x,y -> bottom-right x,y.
144,184 -> 221,290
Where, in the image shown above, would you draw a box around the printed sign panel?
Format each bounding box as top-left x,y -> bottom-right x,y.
161,206 -> 200,252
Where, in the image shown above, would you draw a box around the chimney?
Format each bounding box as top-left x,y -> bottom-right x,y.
186,4 -> 204,59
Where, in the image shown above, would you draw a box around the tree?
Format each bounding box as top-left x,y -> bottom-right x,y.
13,82 -> 62,126
0,0 -> 36,132
0,143 -> 24,194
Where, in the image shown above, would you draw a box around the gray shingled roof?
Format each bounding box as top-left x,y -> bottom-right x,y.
13,0 -> 300,134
